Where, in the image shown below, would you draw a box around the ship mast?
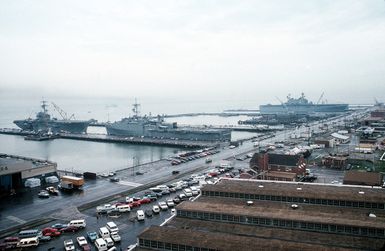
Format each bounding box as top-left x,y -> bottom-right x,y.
132,98 -> 141,117
41,100 -> 48,114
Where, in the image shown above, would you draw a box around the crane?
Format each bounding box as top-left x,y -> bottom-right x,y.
316,92 -> 324,104
51,102 -> 75,120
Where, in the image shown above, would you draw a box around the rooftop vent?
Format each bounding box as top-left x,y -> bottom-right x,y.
296,187 -> 302,191
291,204 -> 299,209
246,201 -> 254,206
258,185 -> 264,188
358,191 -> 365,195
369,213 -> 376,218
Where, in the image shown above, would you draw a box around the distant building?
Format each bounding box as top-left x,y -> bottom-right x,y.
322,155 -> 348,169
314,137 -> 335,148
136,178 -> 385,251
249,153 -> 306,181
343,171 -> 383,187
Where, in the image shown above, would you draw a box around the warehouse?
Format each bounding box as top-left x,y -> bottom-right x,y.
0,153 -> 57,197
137,178 -> 385,251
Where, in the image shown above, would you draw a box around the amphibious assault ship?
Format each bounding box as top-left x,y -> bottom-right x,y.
14,101 -> 92,134
106,102 -> 231,142
259,93 -> 349,115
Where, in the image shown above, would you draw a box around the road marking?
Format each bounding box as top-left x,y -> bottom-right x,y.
6,215 -> 26,224
118,180 -> 143,187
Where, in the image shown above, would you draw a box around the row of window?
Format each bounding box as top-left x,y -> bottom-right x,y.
139,238 -> 217,251
177,209 -> 385,238
201,190 -> 385,209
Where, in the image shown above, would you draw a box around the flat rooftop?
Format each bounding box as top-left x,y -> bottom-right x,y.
138,225 -> 355,251
203,178 -> 385,203
177,197 -> 385,229
166,217 -> 385,250
0,154 -> 56,176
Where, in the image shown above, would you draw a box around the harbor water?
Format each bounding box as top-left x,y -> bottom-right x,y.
0,96 -> 259,173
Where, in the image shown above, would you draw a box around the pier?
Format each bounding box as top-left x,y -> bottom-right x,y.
0,128 -> 217,148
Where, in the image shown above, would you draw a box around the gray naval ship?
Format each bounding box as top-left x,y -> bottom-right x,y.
14,101 -> 92,134
106,102 -> 231,142
259,93 -> 349,115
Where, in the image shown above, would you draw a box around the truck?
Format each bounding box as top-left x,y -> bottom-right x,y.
59,176 -> 84,190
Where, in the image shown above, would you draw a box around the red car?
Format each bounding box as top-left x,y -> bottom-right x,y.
128,201 -> 141,208
42,227 -> 61,237
139,198 -> 151,204
61,225 -> 79,233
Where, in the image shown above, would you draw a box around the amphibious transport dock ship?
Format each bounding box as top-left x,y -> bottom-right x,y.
14,101 -> 92,134
106,102 -> 231,142
260,93 -> 349,115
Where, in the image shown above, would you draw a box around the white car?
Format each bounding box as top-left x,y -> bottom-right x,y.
166,199 -> 175,207
64,239 -> 75,251
76,236 -> 88,246
104,237 -> 114,247
152,205 -> 160,214
158,201 -> 168,210
110,233 -> 121,242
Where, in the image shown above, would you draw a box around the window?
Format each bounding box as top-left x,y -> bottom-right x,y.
179,245 -> 186,251
379,203 -> 384,209
377,229 -> 384,237
172,244 -> 178,251
330,225 -> 336,232
352,202 -> 358,208
144,239 -> 151,247
151,241 -> 157,248
273,219 -> 279,226
315,223 -> 321,230
158,242 -> 165,248
322,199 -> 327,205
322,224 -> 328,232
369,228 -> 376,236
139,239 -> 144,246
340,201 -> 346,207
279,220 -> 285,227
300,222 -> 307,229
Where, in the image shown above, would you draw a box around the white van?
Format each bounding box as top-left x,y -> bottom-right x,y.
136,210 -> 145,221
95,238 -> 108,251
106,221 -> 119,234
99,227 -> 110,239
68,219 -> 86,228
116,204 -> 130,212
183,188 -> 193,197
104,237 -> 114,247
17,237 -> 39,247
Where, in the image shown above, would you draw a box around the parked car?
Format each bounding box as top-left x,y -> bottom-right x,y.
173,197 -> 181,204
109,177 -> 120,182
158,201 -> 168,211
152,205 -> 160,214
166,199 -> 175,207
38,190 -> 50,198
139,198 -> 151,204
51,223 -> 68,230
42,227 -> 61,237
39,235 -> 52,242
172,170 -> 180,174
76,236 -> 88,246
61,226 -> 79,233
86,231 -> 98,242
110,233 -> 121,242
64,239 -> 75,251
145,209 -> 153,217
46,186 -> 59,195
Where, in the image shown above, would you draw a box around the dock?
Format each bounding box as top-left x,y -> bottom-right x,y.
0,128 -> 217,148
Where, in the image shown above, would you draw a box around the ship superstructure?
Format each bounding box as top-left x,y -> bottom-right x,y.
259,93 -> 349,115
106,101 -> 231,142
14,101 -> 91,134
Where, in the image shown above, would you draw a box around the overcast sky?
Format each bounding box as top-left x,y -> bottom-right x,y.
0,0 -> 384,104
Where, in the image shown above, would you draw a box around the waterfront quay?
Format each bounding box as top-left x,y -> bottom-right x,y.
0,129 -> 216,148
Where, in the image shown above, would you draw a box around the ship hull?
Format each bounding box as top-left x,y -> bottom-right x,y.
14,119 -> 90,134
259,104 -> 349,115
106,123 -> 231,142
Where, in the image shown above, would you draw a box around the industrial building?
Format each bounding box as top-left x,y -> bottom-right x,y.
249,153 -> 306,181
0,153 -> 57,197
137,178 -> 385,251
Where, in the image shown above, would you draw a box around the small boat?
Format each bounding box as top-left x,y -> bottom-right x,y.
46,186 -> 59,195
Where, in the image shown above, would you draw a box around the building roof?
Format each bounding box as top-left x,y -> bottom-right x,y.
331,133 -> 350,141
343,171 -> 383,186
167,217 -> 385,251
268,153 -> 301,166
264,171 -> 297,179
202,179 -> 385,203
177,197 -> 385,229
138,225 -> 354,251
0,154 -> 56,176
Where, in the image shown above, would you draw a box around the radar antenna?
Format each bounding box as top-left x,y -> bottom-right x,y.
132,98 -> 141,117
51,102 -> 75,120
